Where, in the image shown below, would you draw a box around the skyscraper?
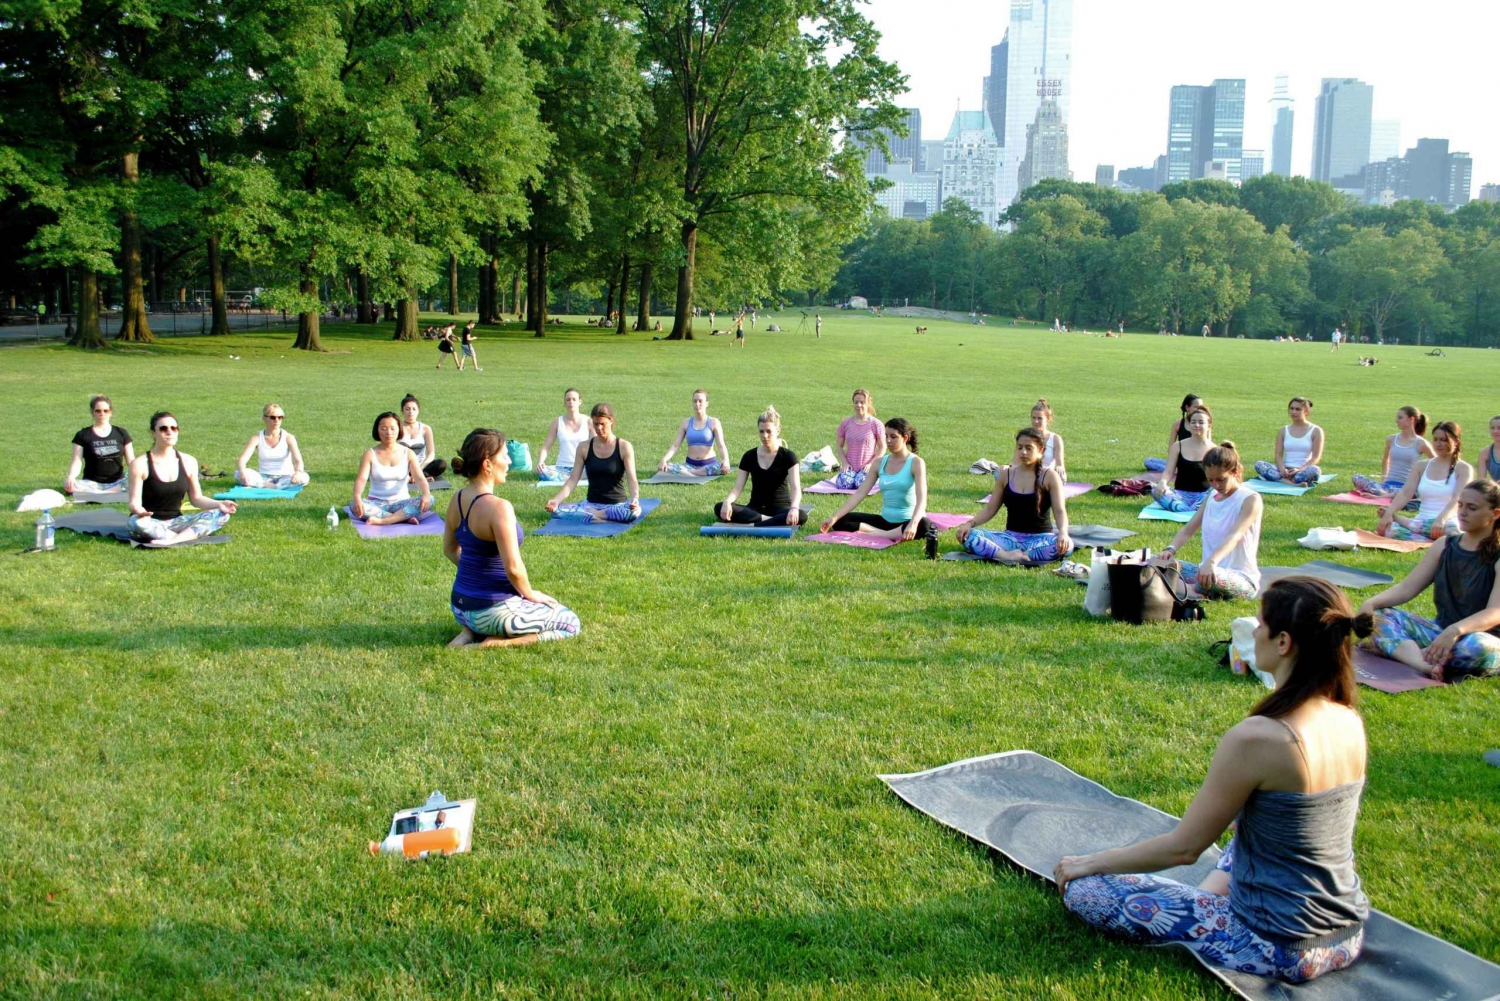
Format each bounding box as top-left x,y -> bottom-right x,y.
1095,165 -> 1115,187
1363,138 -> 1472,208
1269,76 -> 1294,177
1448,152 -> 1472,207
1017,99 -> 1072,193
942,110 -> 1002,227
999,0 -> 1072,210
1369,120 -> 1401,164
1240,150 -> 1266,180
1165,79 -> 1246,183
1311,78 -> 1373,185
854,108 -> 923,174
1479,183 -> 1500,204
1165,85 -> 1202,184
986,36 -> 1009,146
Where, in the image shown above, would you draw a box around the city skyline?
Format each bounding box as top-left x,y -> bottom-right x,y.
861,0 -> 1498,194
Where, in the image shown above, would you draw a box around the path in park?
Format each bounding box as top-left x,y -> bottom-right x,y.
0,311 -> 297,344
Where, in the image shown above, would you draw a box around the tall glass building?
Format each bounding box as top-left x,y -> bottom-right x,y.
1269,75 -> 1294,177
1311,78 -> 1373,185
1165,79 -> 1245,183
998,0 -> 1072,210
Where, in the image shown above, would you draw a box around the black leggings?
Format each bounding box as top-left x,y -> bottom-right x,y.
831,512 -> 935,538
714,504 -> 809,526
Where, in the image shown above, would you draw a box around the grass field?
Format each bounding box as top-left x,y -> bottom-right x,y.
3,314 -> 1498,1000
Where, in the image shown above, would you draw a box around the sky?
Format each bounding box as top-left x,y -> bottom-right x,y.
860,0 -> 1500,192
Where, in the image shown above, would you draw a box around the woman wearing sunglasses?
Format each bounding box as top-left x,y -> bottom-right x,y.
234,403 -> 310,489
65,394 -> 135,496
126,411 -> 237,545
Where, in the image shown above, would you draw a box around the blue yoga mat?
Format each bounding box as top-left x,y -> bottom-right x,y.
215,483 -> 306,500
1138,502 -> 1195,523
699,524 -> 797,538
532,498 -> 661,538
1245,473 -> 1337,497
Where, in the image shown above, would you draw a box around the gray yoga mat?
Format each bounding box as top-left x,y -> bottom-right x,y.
941,551 -> 1049,568
644,471 -> 724,485
1069,524 -> 1137,548
1259,561 -> 1394,591
55,508 -> 230,548
881,751 -> 1500,1001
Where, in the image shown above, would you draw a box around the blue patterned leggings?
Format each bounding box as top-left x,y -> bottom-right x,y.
1064,840 -> 1364,983
1383,513 -> 1456,541
452,596 -> 580,643
554,501 -> 637,523
1153,486 -> 1210,513
1351,474 -> 1404,497
1177,560 -> 1259,600
362,498 -> 423,521
1254,461 -> 1322,484
663,459 -> 725,476
1369,607 -> 1500,680
963,528 -> 1068,563
1143,457 -> 1167,473
833,468 -> 869,490
128,509 -> 231,542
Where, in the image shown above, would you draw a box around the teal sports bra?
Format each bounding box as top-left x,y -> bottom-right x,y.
879,453 -> 917,523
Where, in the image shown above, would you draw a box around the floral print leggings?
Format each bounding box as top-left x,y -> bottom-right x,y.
963,528 -> 1068,563
1368,607 -> 1500,680
128,509 -> 231,542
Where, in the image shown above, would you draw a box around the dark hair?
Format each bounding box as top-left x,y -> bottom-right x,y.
1399,405 -> 1428,438
1185,403 -> 1213,427
1462,479 -> 1500,564
590,402 -> 615,422
1031,398 -> 1053,419
1179,394 -> 1203,416
149,411 -> 176,431
1203,439 -> 1242,476
400,394 -> 420,411
564,387 -> 580,400
1015,427 -> 1048,514
884,417 -> 918,452
452,428 -> 507,478
1252,577 -> 1369,718
89,394 -> 112,411
371,411 -> 401,440
1433,421 -> 1462,480
1289,396 -> 1314,411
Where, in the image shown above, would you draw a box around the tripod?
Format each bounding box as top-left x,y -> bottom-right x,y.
794,311 -> 810,335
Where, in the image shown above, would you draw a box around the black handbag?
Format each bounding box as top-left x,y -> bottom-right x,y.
1108,561 -> 1205,624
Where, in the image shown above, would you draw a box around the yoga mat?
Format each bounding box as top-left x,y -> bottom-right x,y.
700,524 -> 797,538
978,482 -> 1094,504
343,507 -> 445,540
70,487 -> 127,504
1259,561 -> 1394,590
55,509 -> 230,548
805,478 -> 879,495
1244,474 -> 1338,497
1138,502 -> 1195,523
1353,648 -> 1446,694
1069,524 -> 1138,547
532,497 -> 661,538
1351,529 -> 1431,554
804,531 -> 897,550
130,534 -> 231,549
941,551 -> 1049,567
1323,492 -> 1392,508
215,483 -> 306,500
882,750 -> 1500,1001
645,471 -> 724,485
535,478 -> 585,488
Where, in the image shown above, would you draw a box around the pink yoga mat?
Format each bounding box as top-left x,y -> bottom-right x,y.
1324,492 -> 1392,507
979,482 -> 1093,504
1351,528 -> 1431,553
806,512 -> 973,550
344,507 -> 445,540
1354,648 -> 1446,693
804,478 -> 879,495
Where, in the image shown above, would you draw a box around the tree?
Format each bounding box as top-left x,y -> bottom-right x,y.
1238,174 -> 1345,243
1158,178 -> 1241,209
1328,227 -> 1448,343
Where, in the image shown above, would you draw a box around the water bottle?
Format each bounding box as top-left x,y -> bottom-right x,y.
326,505 -> 339,531
36,509 -> 55,551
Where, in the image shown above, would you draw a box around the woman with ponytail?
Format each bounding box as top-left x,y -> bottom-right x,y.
1154,441 -> 1264,600
714,406 -> 807,526
1144,393 -> 1204,473
1029,398 -> 1067,482
1352,406 -> 1433,498
956,427 -> 1073,563
821,417 -> 938,558
1057,576 -> 1371,984
1376,421 -> 1471,541
1358,478 -> 1500,680
443,429 -> 580,646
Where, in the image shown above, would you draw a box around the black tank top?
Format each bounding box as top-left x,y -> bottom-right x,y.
584,438 -> 628,504
1175,455 -> 1210,493
142,450 -> 188,518
1176,418 -> 1192,442
1001,468 -> 1053,534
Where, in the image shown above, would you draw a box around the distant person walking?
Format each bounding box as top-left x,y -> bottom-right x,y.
815,313 -> 822,339
1201,323 -> 1210,338
1331,327 -> 1342,353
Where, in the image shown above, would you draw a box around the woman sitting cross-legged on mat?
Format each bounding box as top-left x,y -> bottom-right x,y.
1375,421 -> 1470,541
66,394 -> 135,495
1151,403 -> 1214,513
1056,575 -> 1370,984
397,394 -> 448,483
1254,397 -> 1324,484
444,429 -> 580,648
658,389 -> 731,476
545,403 -> 642,522
1029,398 -> 1067,483
714,405 -> 808,527
126,411 -> 237,544
1144,393 -> 1203,473
1153,441 -> 1264,600
352,412 -> 434,525
820,417 -> 939,558
1351,405 -> 1433,498
832,388 -> 885,489
536,388 -> 591,481
955,427 -> 1072,563
1358,478 -> 1500,681
234,403 -> 310,488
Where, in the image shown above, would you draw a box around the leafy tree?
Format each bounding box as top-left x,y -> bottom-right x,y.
1327,227 -> 1448,343
1238,174 -> 1345,243
1158,178 -> 1240,209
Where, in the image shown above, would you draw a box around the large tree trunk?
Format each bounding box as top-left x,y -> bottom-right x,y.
616,255 -> 630,334
60,267 -> 73,314
207,233 -> 230,335
668,220 -> 697,339
394,294 -> 419,341
116,150 -> 155,342
146,244 -> 160,306
635,261 -> 652,330
382,302 -> 395,321
484,237 -> 501,323
511,272 -> 521,320
293,274 -> 323,350
448,252 -> 460,316
604,280 -> 616,324
357,270 -> 373,323
477,233 -> 493,323
532,242 -> 549,337
71,270 -> 107,348
523,240 -> 535,325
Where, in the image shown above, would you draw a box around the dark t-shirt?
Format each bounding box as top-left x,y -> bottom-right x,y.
740,446 -> 797,513
73,425 -> 132,482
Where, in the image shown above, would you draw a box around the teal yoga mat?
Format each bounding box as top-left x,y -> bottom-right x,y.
1245,474 -> 1338,496
1138,502 -> 1195,523
215,484 -> 306,500
700,524 -> 797,538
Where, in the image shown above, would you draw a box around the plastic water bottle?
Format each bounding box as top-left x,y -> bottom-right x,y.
36,509 -> 55,551
326,505 -> 339,531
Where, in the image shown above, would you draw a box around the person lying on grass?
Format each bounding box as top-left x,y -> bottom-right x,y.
1358,478 -> 1500,681
545,403 -> 642,522
126,411 -> 237,545
714,405 -> 807,527
234,403 -> 309,489
658,389 -> 731,476
1152,441 -> 1263,600
1375,421 -> 1471,541
443,429 -> 579,648
955,427 -> 1072,563
1056,576 -> 1370,985
352,412 -> 433,525
820,417 -> 938,559
67,394 -> 135,496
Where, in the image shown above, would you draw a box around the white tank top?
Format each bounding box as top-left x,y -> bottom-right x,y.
1042,432 -> 1061,471
1416,460 -> 1456,521
397,423 -> 429,463
256,430 -> 291,476
555,415 -> 591,466
1202,484 -> 1261,588
1282,425 -> 1318,469
367,449 -> 411,502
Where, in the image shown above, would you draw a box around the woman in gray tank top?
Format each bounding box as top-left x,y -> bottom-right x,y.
1353,405 -> 1433,498
1055,577 -> 1372,984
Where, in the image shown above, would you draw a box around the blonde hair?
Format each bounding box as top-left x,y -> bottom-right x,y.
852,388 -> 875,415
757,405 -> 786,448
262,402 -> 285,418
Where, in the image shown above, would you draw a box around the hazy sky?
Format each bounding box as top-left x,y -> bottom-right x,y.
862,0 -> 1500,191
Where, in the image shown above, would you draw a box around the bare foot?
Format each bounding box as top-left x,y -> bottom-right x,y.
474,634 -> 540,648
407,516 -> 420,525
448,628 -> 478,648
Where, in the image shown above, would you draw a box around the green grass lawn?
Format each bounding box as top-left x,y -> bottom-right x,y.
3,315 -> 1497,999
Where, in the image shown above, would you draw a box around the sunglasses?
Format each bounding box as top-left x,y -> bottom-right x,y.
93,408 -> 111,414
265,414 -> 285,420
155,425 -> 179,432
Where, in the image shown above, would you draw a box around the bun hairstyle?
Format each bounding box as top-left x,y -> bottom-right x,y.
590,402 -> 616,423
757,405 -> 787,448
1399,405 -> 1428,437
451,428 -> 507,479
371,411 -> 401,440
149,410 -> 177,432
1203,440 -> 1242,476
1463,479 -> 1500,564
89,394 -> 112,411
1180,393 -> 1204,416
883,416 -> 918,452
1252,577 -> 1369,719
852,388 -> 875,414
400,393 -> 420,411
1288,396 -> 1314,411
1031,398 -> 1053,420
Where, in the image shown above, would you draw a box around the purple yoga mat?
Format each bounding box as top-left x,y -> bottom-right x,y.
1353,648 -> 1445,693
344,506 -> 445,540
807,512 -> 974,549
979,482 -> 1093,504
804,478 -> 880,495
